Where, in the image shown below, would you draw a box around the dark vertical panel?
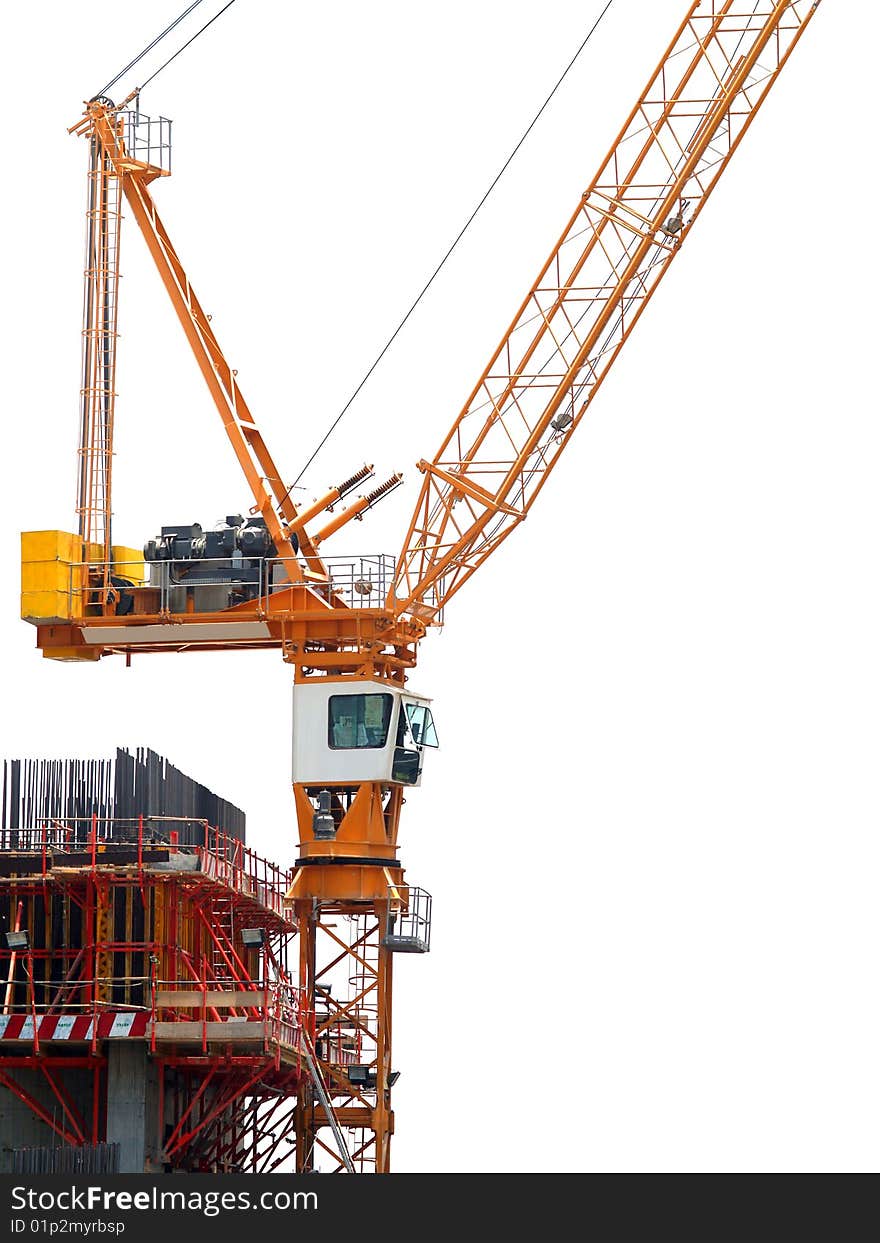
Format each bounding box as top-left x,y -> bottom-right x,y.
0,750 -> 246,847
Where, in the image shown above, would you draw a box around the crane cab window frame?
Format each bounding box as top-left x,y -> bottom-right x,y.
328,693 -> 393,750
392,699 -> 439,785
405,702 -> 439,748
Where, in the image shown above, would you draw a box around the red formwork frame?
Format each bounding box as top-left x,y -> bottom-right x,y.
0,815 -> 307,1172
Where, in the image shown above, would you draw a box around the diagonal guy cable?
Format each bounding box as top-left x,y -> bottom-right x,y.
95,0 -> 208,99
288,0 -> 617,494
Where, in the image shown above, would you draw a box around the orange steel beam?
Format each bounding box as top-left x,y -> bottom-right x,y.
76,125 -> 122,588
80,104 -> 320,576
391,0 -> 821,623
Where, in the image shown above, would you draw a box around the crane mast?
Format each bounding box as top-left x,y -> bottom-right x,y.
76,119 -> 123,594
19,0 -> 822,1172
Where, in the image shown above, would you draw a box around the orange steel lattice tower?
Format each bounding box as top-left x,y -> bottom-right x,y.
18,2 -> 823,1172
76,121 -> 122,588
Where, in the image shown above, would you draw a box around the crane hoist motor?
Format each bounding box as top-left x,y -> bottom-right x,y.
142,514 -> 297,613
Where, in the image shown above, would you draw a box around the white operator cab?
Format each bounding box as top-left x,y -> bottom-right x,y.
292,681 -> 439,788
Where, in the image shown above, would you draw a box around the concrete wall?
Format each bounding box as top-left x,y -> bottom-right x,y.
105,1044 -> 162,1173
1,1049 -> 240,1173
0,1067 -> 93,1173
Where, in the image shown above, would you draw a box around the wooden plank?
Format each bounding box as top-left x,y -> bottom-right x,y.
151,1020 -> 264,1042
155,990 -> 264,1009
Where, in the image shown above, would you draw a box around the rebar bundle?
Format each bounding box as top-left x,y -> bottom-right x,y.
0,748 -> 245,842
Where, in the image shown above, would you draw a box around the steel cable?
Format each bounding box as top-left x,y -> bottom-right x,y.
95,0 -> 208,99
138,0 -> 240,93
288,0 -> 618,493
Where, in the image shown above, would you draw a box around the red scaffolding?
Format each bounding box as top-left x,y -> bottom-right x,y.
0,815 -> 307,1172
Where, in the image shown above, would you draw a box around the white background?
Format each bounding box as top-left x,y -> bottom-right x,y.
1,1 -> 878,1172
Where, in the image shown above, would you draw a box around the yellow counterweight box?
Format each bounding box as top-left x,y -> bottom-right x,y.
20,531 -> 146,623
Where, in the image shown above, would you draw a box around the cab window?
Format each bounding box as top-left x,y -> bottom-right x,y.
328,694 -> 393,749
405,703 -> 439,747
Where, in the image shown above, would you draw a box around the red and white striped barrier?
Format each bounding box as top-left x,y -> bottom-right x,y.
0,1011 -> 148,1042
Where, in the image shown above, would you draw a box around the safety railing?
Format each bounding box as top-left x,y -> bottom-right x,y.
381,884 -> 432,953
122,110 -> 172,173
0,978 -> 151,1056
149,977 -> 306,1054
0,972 -> 153,1017
0,824 -> 75,852
267,554 -> 396,611
199,826 -> 291,916
65,552 -> 399,618
2,815 -> 209,874
0,816 -> 291,914
0,973 -> 307,1059
0,817 -> 165,875
69,557 -> 265,617
270,982 -> 306,1049
314,1013 -> 363,1068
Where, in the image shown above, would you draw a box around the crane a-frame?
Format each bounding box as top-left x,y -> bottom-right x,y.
20,1 -> 822,1172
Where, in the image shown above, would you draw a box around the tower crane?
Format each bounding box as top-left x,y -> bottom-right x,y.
20,1 -> 823,1172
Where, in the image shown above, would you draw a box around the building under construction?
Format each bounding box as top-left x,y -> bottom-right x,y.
0,750 -> 418,1173
0,750 -> 306,1173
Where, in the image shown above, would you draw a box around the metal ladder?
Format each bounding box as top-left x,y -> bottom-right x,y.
209,896 -> 236,983
77,135 -> 122,578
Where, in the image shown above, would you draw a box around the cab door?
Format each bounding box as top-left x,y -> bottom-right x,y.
391,699 -> 439,786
